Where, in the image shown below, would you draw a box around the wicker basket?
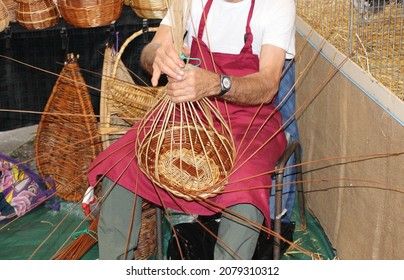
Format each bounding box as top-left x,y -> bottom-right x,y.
35,53 -> 103,202
3,0 -> 16,23
15,0 -> 59,30
137,123 -> 235,201
129,0 -> 168,19
0,0 -> 9,32
104,28 -> 164,127
134,201 -> 157,259
57,0 -> 124,28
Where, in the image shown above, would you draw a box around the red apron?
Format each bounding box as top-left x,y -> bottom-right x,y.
88,0 -> 286,224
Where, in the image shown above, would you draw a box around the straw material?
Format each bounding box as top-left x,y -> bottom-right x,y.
57,0 -> 124,28
105,28 -> 164,126
0,0 -> 9,32
35,53 -> 103,202
129,0 -> 169,19
15,0 -> 59,30
3,0 -> 16,23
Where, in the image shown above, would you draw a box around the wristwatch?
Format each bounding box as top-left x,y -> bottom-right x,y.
215,75 -> 232,97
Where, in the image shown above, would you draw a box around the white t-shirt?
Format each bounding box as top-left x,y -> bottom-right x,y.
161,0 -> 296,59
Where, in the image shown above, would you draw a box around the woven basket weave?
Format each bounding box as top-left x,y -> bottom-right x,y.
0,0 -> 9,32
129,0 -> 168,19
15,0 -> 59,30
35,54 -> 103,202
3,0 -> 16,23
105,28 -> 164,126
134,201 -> 157,259
137,123 -> 235,201
57,0 -> 124,28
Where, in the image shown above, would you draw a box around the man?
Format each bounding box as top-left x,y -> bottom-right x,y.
88,0 -> 296,260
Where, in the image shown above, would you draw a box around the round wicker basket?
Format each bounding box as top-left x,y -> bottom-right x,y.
14,0 -> 59,30
57,0 -> 124,28
105,28 -> 164,125
0,0 -> 9,32
3,0 -> 16,23
129,0 -> 168,19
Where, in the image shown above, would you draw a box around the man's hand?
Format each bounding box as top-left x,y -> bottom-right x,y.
151,40 -> 186,87
166,67 -> 220,103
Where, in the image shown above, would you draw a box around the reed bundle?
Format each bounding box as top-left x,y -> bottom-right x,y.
0,0 -> 9,32
57,0 -> 124,28
136,0 -> 236,201
35,53 -> 103,202
14,0 -> 59,30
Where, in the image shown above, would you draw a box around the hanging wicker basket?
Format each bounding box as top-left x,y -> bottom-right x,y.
0,0 -> 9,32
129,0 -> 169,19
57,0 -> 124,28
14,0 -> 59,30
3,0 -> 16,23
35,53 -> 103,202
104,27 -> 164,126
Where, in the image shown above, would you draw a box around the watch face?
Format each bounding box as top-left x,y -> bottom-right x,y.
222,76 -> 231,90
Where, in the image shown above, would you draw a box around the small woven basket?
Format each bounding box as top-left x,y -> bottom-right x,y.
105,28 -> 164,126
0,0 -> 9,32
3,0 -> 16,23
35,54 -> 103,202
129,0 -> 169,19
15,0 -> 59,30
134,201 -> 157,259
57,0 -> 124,28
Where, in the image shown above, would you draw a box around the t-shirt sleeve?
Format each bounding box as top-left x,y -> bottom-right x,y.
262,0 -> 296,57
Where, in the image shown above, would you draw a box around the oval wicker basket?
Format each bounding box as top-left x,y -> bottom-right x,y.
57,0 -> 124,28
0,0 -> 9,32
105,28 -> 164,125
129,0 -> 168,19
3,0 -> 16,23
15,0 -> 59,30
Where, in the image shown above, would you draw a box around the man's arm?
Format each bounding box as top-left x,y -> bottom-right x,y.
166,44 -> 286,105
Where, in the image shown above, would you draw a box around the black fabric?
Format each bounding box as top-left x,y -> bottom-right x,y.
167,214 -> 295,260
0,6 -> 161,131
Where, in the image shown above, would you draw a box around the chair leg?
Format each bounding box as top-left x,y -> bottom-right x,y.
273,168 -> 285,260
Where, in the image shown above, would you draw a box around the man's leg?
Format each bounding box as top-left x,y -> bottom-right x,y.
214,204 -> 264,260
98,177 -> 143,260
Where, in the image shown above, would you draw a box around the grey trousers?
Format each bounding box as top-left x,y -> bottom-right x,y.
98,178 -> 264,260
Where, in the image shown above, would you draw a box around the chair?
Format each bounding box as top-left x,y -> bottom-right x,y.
154,140 -> 307,260
272,139 -> 307,260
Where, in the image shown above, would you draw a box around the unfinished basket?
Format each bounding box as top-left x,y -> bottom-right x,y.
35,53 -> 103,202
15,0 -> 59,30
129,0 -> 169,19
137,121 -> 235,201
105,27 -> 164,126
0,0 -> 9,32
3,0 -> 16,23
57,0 -> 124,28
